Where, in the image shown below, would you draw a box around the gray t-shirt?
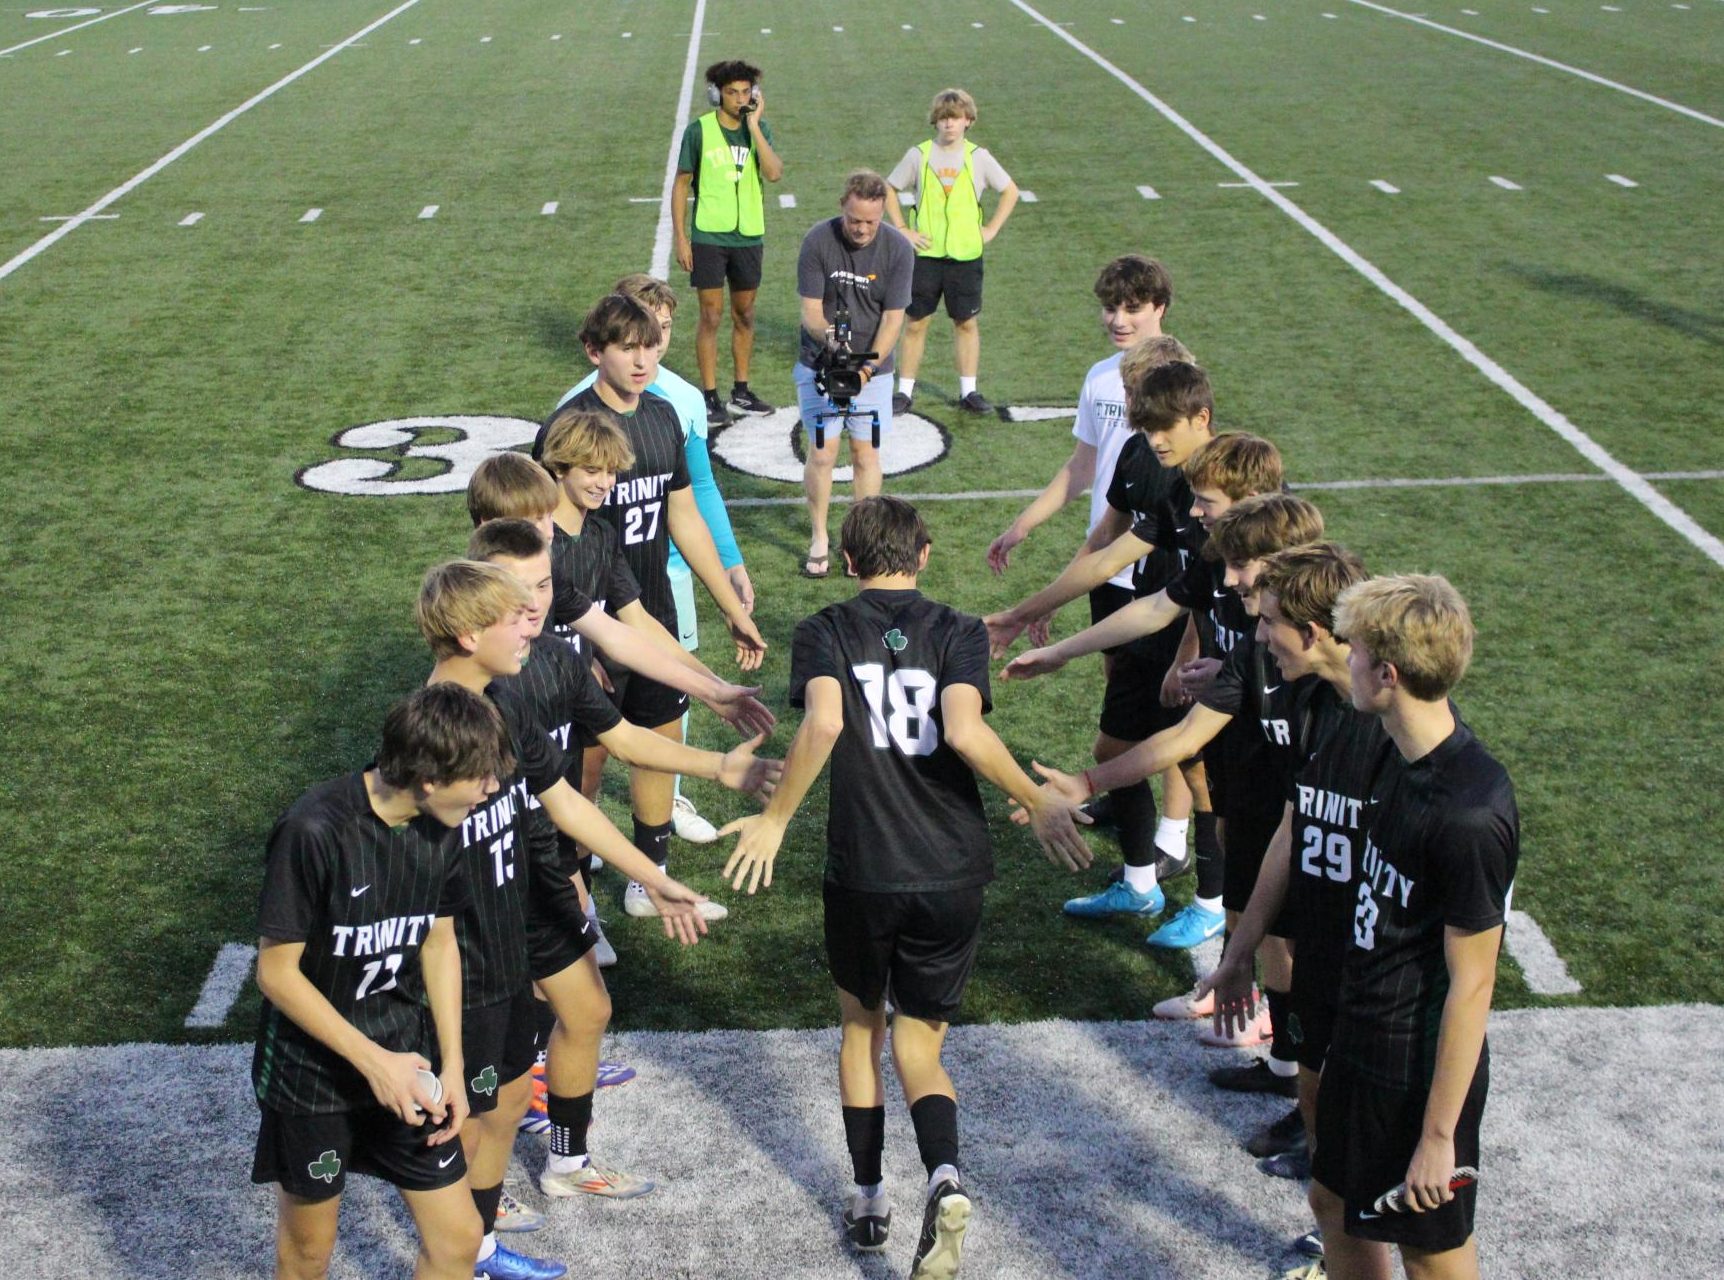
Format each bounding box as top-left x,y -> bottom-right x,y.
886,142 -> 1013,203
796,218 -> 915,374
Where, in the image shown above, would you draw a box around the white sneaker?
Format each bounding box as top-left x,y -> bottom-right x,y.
671,794 -> 719,843
1152,983 -> 1215,1020
584,899 -> 617,968
622,879 -> 729,921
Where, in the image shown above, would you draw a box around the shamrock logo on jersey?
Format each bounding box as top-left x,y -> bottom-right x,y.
308,1150 -> 342,1184
883,628 -> 908,653
470,1064 -> 499,1097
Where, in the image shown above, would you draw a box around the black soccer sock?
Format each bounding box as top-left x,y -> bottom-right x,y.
1112,779 -> 1160,867
732,380 -> 751,394
472,1183 -> 503,1236
704,387 -> 723,407
633,816 -> 671,871
842,1105 -> 887,1187
909,1094 -> 960,1178
1194,810 -> 1224,900
1265,987 -> 1294,1066
548,1091 -> 595,1160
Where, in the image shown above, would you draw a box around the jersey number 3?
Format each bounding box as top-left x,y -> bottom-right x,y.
852,663 -> 938,757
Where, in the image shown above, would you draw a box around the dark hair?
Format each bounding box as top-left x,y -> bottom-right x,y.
376,684 -> 515,790
578,293 -> 661,353
842,169 -> 889,204
1207,493 -> 1325,565
841,496 -> 932,580
705,59 -> 761,88
1257,542 -> 1370,634
467,517 -> 548,563
1093,254 -> 1174,313
1127,360 -> 1213,433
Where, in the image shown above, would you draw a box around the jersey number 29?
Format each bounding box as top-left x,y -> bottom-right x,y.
852,663 -> 938,757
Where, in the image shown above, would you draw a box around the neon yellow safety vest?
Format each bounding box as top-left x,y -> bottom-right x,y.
694,112 -> 764,237
914,140 -> 983,261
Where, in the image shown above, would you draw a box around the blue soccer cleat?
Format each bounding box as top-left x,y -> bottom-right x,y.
1146,902 -> 1225,950
475,1242 -> 568,1280
1063,880 -> 1165,919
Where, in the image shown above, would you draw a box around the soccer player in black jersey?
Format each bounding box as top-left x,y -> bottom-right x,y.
1003,433 -> 1282,964
466,520 -> 780,1203
987,361 -> 1217,927
419,560 -> 717,1280
531,294 -> 768,930
1309,576 -> 1517,1280
252,684 -> 515,1280
718,497 -> 1093,1280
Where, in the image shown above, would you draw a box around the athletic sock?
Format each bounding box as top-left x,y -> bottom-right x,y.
633,816 -> 671,871
1193,811 -> 1223,898
898,377 -> 916,397
842,1105 -> 887,1188
1265,988 -> 1297,1076
477,1232 -> 497,1264
1154,815 -> 1190,861
472,1184 -> 503,1236
672,710 -> 691,805
1123,861 -> 1158,894
1194,894 -> 1223,914
703,388 -> 723,409
909,1094 -> 960,1178
548,1091 -> 595,1169
1111,779 -> 1160,881
732,380 -> 751,394
958,376 -> 977,397
928,1162 -> 960,1195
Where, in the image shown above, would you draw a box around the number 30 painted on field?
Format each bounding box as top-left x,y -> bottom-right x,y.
296,416 -> 539,496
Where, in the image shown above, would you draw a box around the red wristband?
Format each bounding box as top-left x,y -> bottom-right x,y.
1081,769 -> 1097,799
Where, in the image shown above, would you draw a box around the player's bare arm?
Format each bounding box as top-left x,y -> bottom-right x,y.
721,675 -> 844,894
745,90 -> 783,181
667,488 -> 768,670
1196,807 -> 1294,1032
671,171 -> 695,272
884,187 -> 932,251
573,603 -> 774,736
417,915 -> 468,1143
939,683 -> 1094,872
596,720 -> 781,799
535,779 -> 711,945
988,525 -> 1154,656
981,181 -> 1020,245
985,506 -> 1133,653
1012,702 -> 1231,819
868,308 -> 907,370
1159,616 -> 1202,708
1002,588 -> 1187,678
1406,924 -> 1503,1212
986,442 -> 1097,574
255,938 -> 442,1127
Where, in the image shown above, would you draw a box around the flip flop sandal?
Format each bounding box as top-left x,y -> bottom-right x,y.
801,553 -> 830,579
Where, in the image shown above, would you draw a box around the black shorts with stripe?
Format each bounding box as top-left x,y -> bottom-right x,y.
460,991 -> 538,1114
252,1104 -> 464,1201
823,882 -> 985,1023
1312,1050 -> 1488,1253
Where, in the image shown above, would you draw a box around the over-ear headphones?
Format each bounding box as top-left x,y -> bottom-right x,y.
707,81 -> 759,108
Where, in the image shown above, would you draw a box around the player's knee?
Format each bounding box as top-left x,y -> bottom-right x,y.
952,315 -> 979,333
698,299 -> 724,326
277,1228 -> 336,1280
1308,1178 -> 1344,1230
730,302 -> 756,329
421,1205 -> 483,1274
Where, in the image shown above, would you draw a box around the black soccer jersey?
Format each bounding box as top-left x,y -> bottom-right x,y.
253,772 -> 468,1115
550,520 -> 640,654
1166,554 -> 1253,663
789,590 -> 994,893
1106,433 -> 1191,597
447,685 -> 570,1008
537,387 -> 690,632
1332,721 -> 1519,1087
1200,635 -> 1331,830
1288,694 -> 1395,998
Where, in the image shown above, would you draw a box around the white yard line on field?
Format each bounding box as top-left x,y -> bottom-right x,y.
0,0 -> 425,287
1505,910 -> 1583,994
0,0 -> 158,59
1010,0 -> 1724,571
1345,0 -> 1724,129
649,0 -> 710,280
183,943 -> 256,1027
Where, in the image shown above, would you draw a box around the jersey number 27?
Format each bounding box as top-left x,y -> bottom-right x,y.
852,663 -> 938,757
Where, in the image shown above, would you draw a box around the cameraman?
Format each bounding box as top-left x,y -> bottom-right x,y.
795,170 -> 914,579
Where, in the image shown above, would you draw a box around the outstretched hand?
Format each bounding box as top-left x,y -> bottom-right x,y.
1194,948 -> 1256,1040
646,878 -> 712,946
718,732 -> 782,799
728,612 -> 768,672
719,813 -> 788,895
986,526 -> 1026,575
708,683 -> 776,738
1002,646 -> 1066,682
983,611 -> 1028,659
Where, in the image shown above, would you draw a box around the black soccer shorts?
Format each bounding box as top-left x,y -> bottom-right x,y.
1097,629 -> 1188,742
906,255 -> 984,322
823,882 -> 986,1023
1286,974 -> 1338,1073
1088,582 -> 1135,658
609,668 -> 690,732
252,1104 -> 465,1201
460,995 -> 534,1115
1312,1051 -> 1488,1253
526,863 -> 599,981
690,241 -> 764,291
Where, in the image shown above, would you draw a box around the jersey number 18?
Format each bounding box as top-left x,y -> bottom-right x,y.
852,663 -> 938,757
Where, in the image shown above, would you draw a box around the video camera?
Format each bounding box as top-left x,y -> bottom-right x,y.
810,305 -> 880,450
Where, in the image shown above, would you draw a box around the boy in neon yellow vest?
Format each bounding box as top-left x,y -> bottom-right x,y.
885,89 -> 1020,416
672,59 -> 785,429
